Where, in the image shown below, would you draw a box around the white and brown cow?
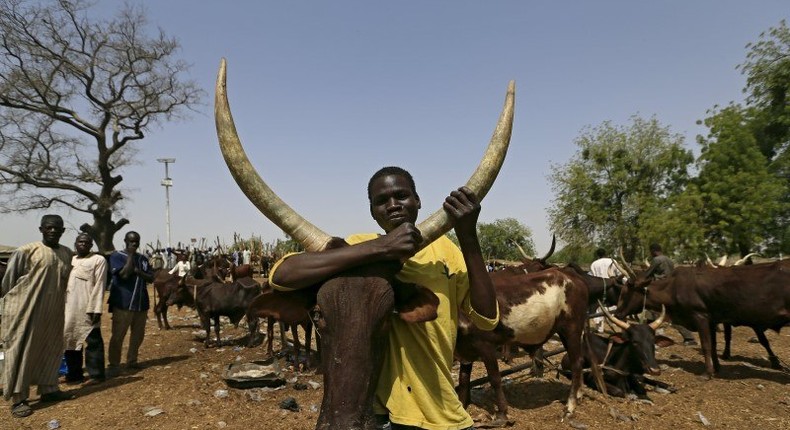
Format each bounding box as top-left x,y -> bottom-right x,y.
455,266 -> 589,425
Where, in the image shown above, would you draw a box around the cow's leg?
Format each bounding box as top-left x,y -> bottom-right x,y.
721,324 -> 732,359
531,346 -> 545,378
560,330 -> 584,417
693,314 -> 716,377
481,354 -> 509,426
154,301 -> 164,330
199,312 -> 212,348
627,374 -> 648,398
455,361 -> 473,408
213,315 -> 222,346
266,318 -> 276,357
161,303 -> 171,330
291,324 -> 302,370
752,329 -> 782,369
279,321 -> 289,353
708,319 -> 720,373
642,376 -> 676,392
303,320 -> 314,370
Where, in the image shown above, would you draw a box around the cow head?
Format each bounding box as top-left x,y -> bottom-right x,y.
214,59 -> 514,429
613,250 -> 656,319
513,234 -> 556,272
601,303 -> 670,375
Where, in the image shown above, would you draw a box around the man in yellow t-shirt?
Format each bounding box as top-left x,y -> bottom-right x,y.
269,166 -> 499,430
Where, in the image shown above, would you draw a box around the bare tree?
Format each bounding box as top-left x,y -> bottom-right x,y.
0,0 -> 202,251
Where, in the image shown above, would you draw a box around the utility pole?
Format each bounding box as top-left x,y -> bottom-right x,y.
157,158 -> 176,248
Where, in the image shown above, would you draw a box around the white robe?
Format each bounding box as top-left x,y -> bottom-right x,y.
64,253 -> 107,351
1,241 -> 72,400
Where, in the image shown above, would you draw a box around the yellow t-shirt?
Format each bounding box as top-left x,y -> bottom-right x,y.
269,234 -> 499,430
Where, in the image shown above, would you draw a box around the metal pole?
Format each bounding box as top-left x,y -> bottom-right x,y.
157,158 -> 175,249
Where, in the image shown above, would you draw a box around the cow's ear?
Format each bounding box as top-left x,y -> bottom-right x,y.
395,284 -> 439,323
655,335 -> 675,348
609,333 -> 627,344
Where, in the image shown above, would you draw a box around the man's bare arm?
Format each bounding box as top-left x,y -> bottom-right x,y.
271,223 -> 422,290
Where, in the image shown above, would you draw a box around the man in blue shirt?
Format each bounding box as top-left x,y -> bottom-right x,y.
107,231 -> 154,377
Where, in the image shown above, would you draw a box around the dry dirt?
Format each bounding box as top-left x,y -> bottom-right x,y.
2,282 -> 788,430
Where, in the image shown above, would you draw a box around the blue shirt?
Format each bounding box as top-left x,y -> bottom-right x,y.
108,251 -> 152,311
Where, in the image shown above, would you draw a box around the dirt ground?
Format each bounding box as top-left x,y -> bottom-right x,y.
2,282 -> 788,430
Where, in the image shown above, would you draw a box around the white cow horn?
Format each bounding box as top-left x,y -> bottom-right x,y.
215,59 -> 332,252
648,305 -> 666,331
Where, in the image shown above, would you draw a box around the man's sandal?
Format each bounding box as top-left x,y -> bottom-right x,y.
11,401 -> 33,418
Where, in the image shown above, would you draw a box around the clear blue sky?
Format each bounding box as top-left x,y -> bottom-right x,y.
2,1 -> 788,254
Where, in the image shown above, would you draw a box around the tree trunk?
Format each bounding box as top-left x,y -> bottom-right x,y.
80,212 -> 129,254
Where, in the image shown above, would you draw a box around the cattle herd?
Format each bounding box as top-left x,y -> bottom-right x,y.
143,234 -> 789,429
199,59 -> 790,429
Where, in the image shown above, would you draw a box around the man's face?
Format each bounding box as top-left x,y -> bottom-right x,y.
39,220 -> 65,245
369,174 -> 421,233
124,234 -> 141,252
74,235 -> 93,257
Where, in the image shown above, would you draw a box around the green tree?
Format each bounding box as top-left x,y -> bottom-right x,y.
737,20 -> 790,254
447,217 -> 535,262
694,105 -> 784,255
638,183 -> 708,263
547,116 -> 693,260
0,0 -> 202,252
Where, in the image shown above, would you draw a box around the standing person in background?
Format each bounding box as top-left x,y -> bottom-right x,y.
168,253 -> 191,279
242,247 -> 251,265
645,243 -> 697,346
1,215 -> 75,418
63,233 -> 108,385
588,248 -> 625,332
107,231 -> 154,378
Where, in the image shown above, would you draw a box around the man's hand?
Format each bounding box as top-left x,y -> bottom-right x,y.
444,186 -> 481,236
376,223 -> 423,261
88,313 -> 101,325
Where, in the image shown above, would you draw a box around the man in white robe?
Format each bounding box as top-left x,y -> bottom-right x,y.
63,233 -> 108,384
1,215 -> 75,418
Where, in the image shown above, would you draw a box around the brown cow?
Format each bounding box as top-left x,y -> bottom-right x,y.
616,259 -> 790,376
172,276 -> 263,347
246,281 -> 317,370
214,58 -> 514,429
455,267 -> 588,424
230,263 -> 253,282
152,270 -> 194,330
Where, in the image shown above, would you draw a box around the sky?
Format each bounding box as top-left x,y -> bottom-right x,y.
2,1 -> 788,254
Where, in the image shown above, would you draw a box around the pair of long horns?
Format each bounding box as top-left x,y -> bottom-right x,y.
599,300 -> 665,331
215,58 -> 515,251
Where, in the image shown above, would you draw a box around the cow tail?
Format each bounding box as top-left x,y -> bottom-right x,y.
583,323 -> 608,396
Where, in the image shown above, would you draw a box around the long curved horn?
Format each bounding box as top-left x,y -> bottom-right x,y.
733,252 -> 759,266
618,247 -> 637,279
648,305 -> 666,331
704,253 -> 718,268
717,254 -> 728,267
215,59 -> 332,252
538,234 -> 556,262
416,81 -> 515,248
511,240 -> 530,259
599,300 -> 630,330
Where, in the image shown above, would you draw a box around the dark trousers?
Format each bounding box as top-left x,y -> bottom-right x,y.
64,327 -> 105,381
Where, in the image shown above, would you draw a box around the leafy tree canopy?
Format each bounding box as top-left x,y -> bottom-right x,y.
547,115 -> 693,261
